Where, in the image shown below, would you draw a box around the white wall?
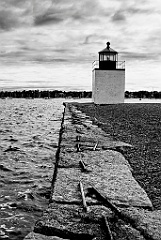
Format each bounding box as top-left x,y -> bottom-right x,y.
92,70 -> 125,104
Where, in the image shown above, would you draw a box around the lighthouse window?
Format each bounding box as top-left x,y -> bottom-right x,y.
100,54 -> 110,61
105,55 -> 110,60
100,53 -> 117,61
100,54 -> 104,61
109,55 -> 114,61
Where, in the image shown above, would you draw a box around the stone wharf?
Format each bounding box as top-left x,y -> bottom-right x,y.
24,103 -> 161,240
92,42 -> 125,104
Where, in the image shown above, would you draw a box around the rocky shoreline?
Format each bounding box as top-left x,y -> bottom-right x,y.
24,102 -> 161,240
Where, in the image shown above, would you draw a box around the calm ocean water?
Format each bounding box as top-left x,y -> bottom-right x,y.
0,97 -> 160,240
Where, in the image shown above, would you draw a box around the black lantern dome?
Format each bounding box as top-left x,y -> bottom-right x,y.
98,42 -> 118,70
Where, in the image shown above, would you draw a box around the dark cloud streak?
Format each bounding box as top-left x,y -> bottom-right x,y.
34,14 -> 63,25
121,51 -> 160,61
34,0 -> 104,26
111,4 -> 155,24
112,11 -> 126,22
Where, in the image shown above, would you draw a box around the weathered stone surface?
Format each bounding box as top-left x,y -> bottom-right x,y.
62,130 -> 133,150
34,203 -> 107,240
59,148 -> 133,170
62,129 -> 78,141
78,137 -> 132,148
53,150 -> 152,208
52,168 -> 81,202
120,208 -> 161,240
24,232 -> 69,240
62,114 -> 133,150
59,151 -> 83,168
116,224 -> 146,240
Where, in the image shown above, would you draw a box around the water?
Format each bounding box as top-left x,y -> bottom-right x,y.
64,98 -> 161,104
125,98 -> 161,103
0,98 -> 66,240
0,97 -> 160,240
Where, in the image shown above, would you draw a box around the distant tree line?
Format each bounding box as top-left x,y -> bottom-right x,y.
125,90 -> 161,99
0,90 -> 92,99
0,90 -> 161,99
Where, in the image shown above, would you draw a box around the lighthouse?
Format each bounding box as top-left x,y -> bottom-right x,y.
92,42 -> 125,104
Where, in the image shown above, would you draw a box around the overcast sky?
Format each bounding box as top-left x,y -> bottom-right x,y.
0,0 -> 161,91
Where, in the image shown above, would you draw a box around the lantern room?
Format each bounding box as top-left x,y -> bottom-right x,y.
99,42 -> 118,70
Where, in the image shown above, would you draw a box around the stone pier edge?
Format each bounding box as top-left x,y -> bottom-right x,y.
24,102 -> 161,240
49,103 -> 66,203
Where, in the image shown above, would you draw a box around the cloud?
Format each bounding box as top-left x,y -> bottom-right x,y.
33,0 -> 64,26
82,34 -> 101,45
0,8 -> 19,30
126,7 -> 151,15
33,57 -> 70,64
0,0 -> 33,30
34,14 -> 63,26
1,0 -> 161,66
33,0 -> 104,26
111,0 -> 159,25
112,11 -> 126,22
0,0 -> 104,30
121,51 -> 159,61
0,79 -> 13,82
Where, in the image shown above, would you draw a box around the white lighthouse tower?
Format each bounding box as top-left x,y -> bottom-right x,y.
92,42 -> 125,104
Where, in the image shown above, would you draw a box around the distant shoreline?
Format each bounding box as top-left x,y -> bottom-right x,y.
0,90 -> 161,99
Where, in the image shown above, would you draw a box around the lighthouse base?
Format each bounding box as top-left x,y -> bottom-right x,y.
92,69 -> 125,104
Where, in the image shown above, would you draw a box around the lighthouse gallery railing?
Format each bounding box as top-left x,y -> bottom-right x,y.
92,60 -> 125,70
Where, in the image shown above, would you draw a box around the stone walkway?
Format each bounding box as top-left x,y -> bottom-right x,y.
24,103 -> 161,240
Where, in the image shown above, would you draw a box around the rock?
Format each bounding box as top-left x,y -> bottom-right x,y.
120,208 -> 161,240
34,203 -> 107,240
24,232 -> 70,240
53,150 -> 152,209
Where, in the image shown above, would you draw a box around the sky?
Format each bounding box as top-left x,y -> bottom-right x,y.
0,0 -> 161,91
